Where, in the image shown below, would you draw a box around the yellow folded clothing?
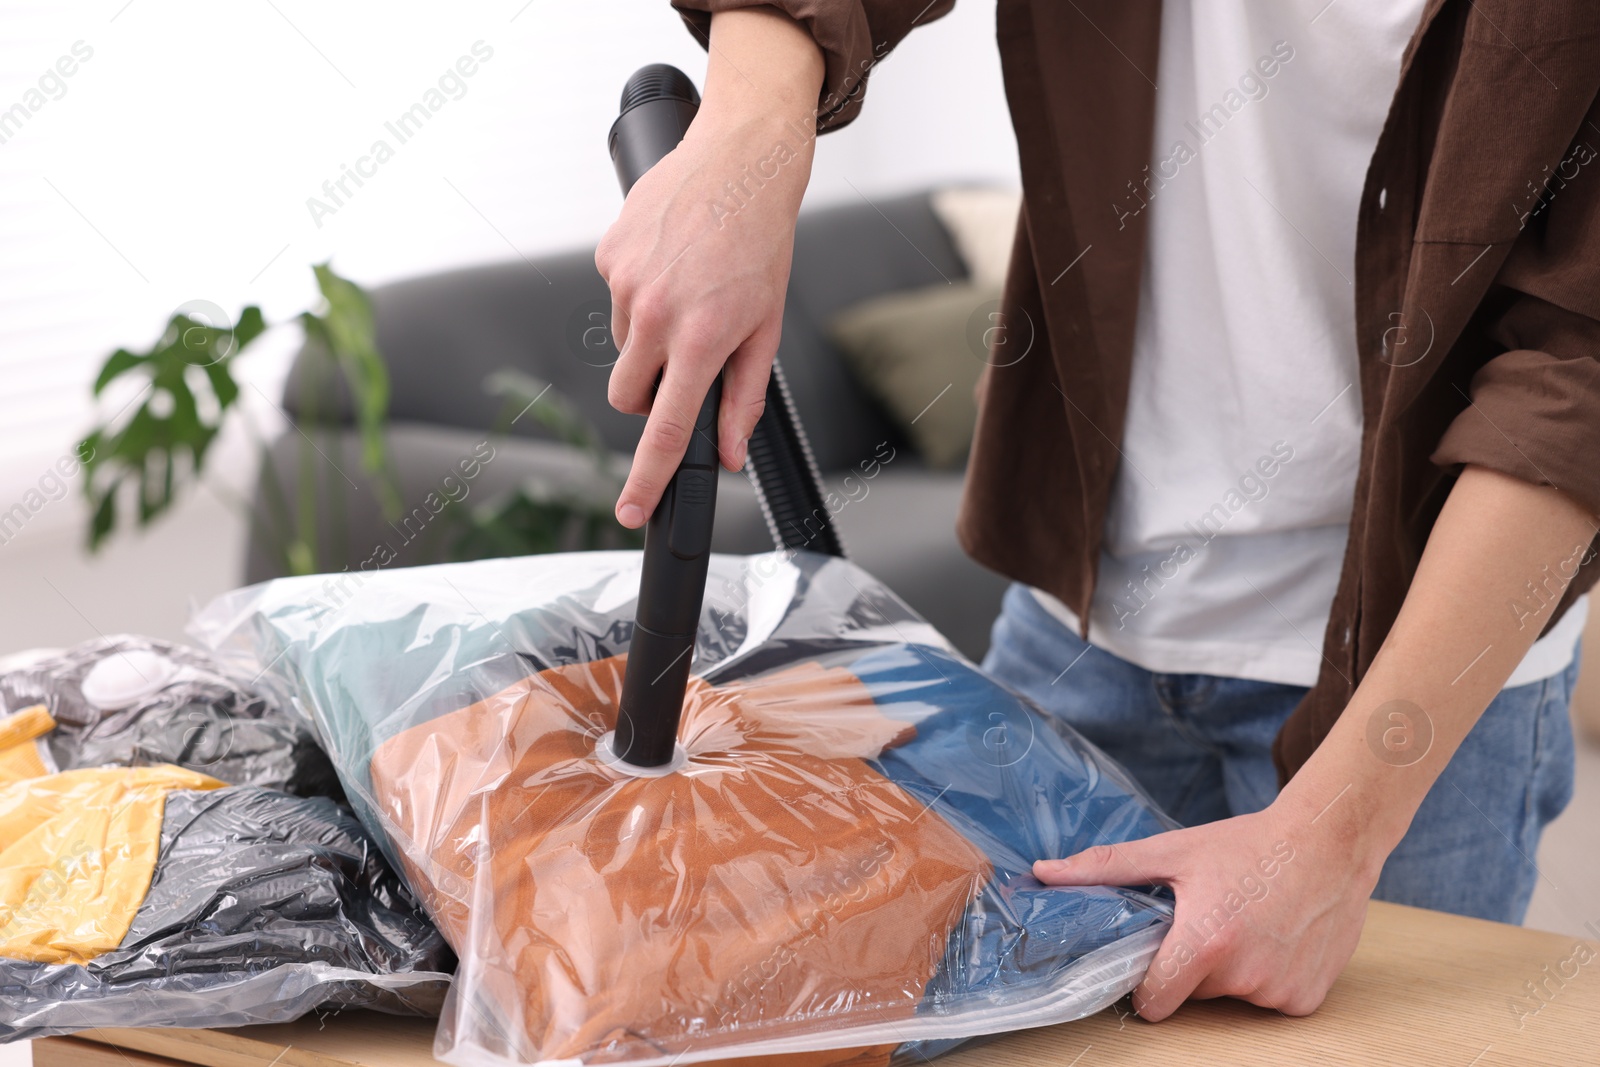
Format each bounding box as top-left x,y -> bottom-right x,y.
0,705 -> 56,785
0,765 -> 224,964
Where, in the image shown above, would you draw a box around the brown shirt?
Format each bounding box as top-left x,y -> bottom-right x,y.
676,0 -> 1600,782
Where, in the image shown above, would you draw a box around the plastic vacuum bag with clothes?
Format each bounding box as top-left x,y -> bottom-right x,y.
0,766 -> 455,1041
0,654 -> 454,1042
193,550 -> 1177,1067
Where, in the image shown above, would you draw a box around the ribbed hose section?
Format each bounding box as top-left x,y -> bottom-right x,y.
745,359 -> 846,557
618,63 -> 699,113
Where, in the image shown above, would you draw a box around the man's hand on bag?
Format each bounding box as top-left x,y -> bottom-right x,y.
595,8 -> 824,529
1034,794 -> 1380,1020
1035,470 -> 1599,1019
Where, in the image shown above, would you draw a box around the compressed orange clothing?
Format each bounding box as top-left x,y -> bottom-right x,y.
0,705 -> 55,785
370,655 -> 992,1065
0,765 -> 224,964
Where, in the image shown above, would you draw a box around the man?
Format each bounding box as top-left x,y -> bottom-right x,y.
596,0 -> 1600,1019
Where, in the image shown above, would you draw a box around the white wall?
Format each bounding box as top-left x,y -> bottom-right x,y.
0,0 -> 1016,648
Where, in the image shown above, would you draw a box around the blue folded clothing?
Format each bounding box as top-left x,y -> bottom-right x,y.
852,645 -> 1172,1022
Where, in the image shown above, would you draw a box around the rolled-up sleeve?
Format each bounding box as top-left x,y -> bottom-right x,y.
671,0 -> 955,132
1431,118 -> 1600,518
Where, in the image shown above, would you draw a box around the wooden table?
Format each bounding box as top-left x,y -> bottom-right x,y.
33,901 -> 1598,1067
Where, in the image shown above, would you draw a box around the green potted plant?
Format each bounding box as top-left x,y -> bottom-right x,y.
80,264 -> 636,575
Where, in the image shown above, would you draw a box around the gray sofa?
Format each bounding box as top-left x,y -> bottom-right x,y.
244,191 -> 1009,659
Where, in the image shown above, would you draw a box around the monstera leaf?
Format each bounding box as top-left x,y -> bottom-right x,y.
80,305 -> 267,549
80,264 -> 399,569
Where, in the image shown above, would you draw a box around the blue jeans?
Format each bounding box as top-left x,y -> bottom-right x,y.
981,584 -> 1578,923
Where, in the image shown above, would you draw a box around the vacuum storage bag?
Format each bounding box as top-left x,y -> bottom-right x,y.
194,551 -> 1176,1067
0,647 -> 454,1042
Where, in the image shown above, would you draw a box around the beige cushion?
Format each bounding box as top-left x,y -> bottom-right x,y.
931,186 -> 1021,288
829,282 -> 1000,469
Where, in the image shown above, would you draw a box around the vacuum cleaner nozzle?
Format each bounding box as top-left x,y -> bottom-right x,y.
608,64 -> 702,198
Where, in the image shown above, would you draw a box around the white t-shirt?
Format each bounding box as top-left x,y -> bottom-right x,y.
1032,0 -> 1587,687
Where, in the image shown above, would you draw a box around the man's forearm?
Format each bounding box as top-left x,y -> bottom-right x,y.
697,8 -> 825,146
1279,465 -> 1598,869
700,8 -> 825,119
